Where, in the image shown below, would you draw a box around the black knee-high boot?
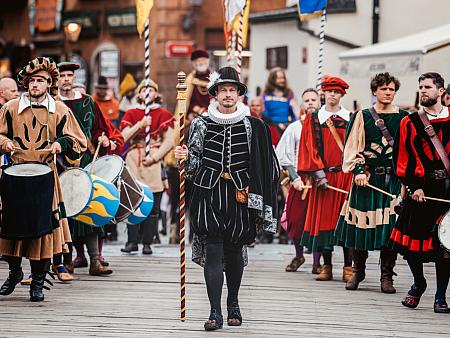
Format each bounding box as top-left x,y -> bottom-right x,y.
0,256 -> 23,296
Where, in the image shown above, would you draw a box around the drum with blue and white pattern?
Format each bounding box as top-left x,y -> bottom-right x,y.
125,182 -> 154,225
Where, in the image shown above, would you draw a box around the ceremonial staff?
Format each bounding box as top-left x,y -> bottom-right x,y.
144,20 -> 152,158
176,72 -> 188,322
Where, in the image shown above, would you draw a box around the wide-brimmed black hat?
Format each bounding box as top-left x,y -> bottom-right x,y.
207,66 -> 247,96
95,75 -> 109,89
58,61 -> 80,73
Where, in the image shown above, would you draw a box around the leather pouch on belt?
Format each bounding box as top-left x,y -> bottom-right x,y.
236,189 -> 249,204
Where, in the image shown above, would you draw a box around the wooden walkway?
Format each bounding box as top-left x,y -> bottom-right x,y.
0,244 -> 448,337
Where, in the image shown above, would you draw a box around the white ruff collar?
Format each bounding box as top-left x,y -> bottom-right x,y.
208,100 -> 249,125
318,105 -> 350,124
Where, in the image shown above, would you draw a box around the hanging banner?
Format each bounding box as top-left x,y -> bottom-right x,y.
32,0 -> 63,33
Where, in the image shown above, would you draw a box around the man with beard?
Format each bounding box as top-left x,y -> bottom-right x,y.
175,67 -> 279,331
186,50 -> 212,124
0,77 -> 19,108
56,62 -> 123,277
262,67 -> 299,145
390,72 -> 450,313
297,76 -> 353,282
277,88 -> 322,273
335,73 -> 409,293
0,57 -> 86,301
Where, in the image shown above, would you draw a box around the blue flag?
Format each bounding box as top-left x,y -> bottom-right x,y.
298,0 -> 327,21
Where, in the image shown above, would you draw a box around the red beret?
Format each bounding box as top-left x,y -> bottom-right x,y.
191,49 -> 209,61
321,76 -> 349,94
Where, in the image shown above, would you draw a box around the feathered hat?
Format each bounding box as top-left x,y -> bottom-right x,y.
207,66 -> 247,96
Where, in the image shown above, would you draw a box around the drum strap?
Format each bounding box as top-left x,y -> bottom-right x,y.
418,109 -> 450,177
368,107 -> 394,147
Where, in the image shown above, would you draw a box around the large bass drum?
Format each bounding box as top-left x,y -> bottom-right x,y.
0,163 -> 54,239
438,209 -> 450,252
85,155 -> 144,222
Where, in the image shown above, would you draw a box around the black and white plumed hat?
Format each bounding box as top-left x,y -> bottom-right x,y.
207,66 -> 247,96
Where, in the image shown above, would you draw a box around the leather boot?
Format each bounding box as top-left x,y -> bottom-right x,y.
89,259 -> 113,276
380,249 -> 397,294
346,249 -> 368,290
142,244 -> 153,255
0,269 -> 24,296
120,242 -> 138,253
30,273 -> 46,302
342,266 -> 353,282
316,265 -> 333,281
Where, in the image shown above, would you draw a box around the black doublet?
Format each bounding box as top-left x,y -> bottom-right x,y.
194,119 -> 249,190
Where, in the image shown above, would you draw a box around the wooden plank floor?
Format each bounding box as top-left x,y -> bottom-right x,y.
0,244 -> 448,337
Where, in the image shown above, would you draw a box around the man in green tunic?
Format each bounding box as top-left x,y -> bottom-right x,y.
55,62 -> 123,277
335,72 -> 409,293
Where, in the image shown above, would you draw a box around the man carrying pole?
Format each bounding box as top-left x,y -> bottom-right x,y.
175,67 -> 279,330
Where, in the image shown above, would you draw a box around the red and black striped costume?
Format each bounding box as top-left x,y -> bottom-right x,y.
390,109 -> 450,260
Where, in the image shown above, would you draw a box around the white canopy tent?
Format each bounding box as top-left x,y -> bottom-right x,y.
339,24 -> 450,108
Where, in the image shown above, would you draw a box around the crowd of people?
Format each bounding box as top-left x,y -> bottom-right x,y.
0,49 -> 450,331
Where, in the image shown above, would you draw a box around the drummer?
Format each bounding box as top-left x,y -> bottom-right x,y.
0,57 -> 87,301
389,72 -> 450,313
56,61 -> 124,277
120,79 -> 175,254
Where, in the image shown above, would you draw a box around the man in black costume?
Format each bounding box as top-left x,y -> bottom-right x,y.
175,67 -> 279,330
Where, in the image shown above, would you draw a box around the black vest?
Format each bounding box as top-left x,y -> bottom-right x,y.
194,118 -> 250,190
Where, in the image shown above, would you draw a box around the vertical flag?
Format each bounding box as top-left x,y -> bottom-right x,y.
223,0 -> 247,48
136,0 -> 154,37
232,0 -> 250,47
297,0 -> 327,21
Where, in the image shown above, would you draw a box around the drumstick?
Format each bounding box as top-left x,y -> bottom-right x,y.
366,183 -> 396,199
37,148 -> 52,152
328,185 -> 349,195
280,177 -> 290,186
423,196 -> 450,204
89,133 -> 104,175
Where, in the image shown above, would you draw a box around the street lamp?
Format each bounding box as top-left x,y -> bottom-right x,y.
64,22 -> 82,43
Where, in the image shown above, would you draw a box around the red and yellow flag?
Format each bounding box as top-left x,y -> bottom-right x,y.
223,0 -> 250,47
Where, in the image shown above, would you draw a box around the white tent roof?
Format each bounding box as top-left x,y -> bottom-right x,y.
340,23 -> 450,59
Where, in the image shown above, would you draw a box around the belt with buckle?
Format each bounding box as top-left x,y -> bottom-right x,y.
372,166 -> 392,175
324,166 -> 342,173
221,172 -> 232,180
429,169 -> 449,180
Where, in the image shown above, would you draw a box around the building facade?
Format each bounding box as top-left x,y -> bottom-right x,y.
249,0 -> 450,108
0,0 -> 286,111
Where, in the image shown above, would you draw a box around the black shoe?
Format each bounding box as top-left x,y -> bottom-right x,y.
30,272 -> 54,302
120,242 -> 138,253
227,302 -> 242,326
204,310 -> 223,331
0,269 -> 24,296
142,244 -> 153,255
434,299 -> 450,313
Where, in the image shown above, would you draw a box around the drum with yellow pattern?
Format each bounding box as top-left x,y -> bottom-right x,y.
59,168 -> 120,227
